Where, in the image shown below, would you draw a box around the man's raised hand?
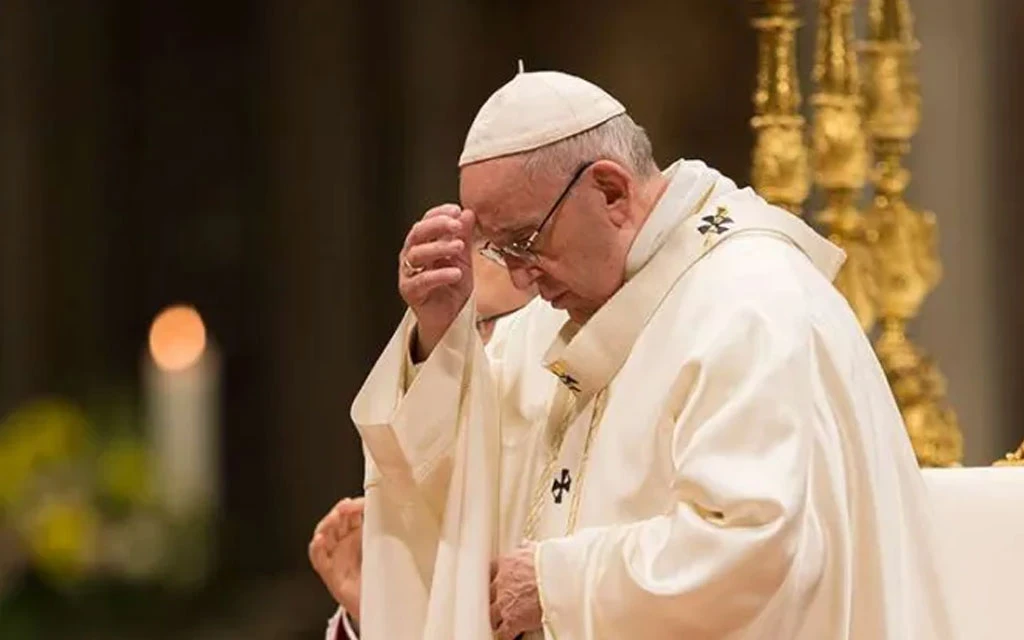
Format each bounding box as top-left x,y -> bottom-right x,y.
397,204 -> 475,361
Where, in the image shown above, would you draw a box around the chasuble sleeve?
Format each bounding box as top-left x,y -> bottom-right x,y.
357,307 -> 510,640
350,301 -> 482,636
535,304 -> 826,639
351,299 -> 480,496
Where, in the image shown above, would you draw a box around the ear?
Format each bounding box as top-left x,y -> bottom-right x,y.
590,160 -> 632,225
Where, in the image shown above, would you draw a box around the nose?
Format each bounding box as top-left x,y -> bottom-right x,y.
506,263 -> 540,290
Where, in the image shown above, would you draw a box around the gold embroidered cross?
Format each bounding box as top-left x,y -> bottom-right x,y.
548,361 -> 581,393
551,468 -> 572,504
697,206 -> 734,245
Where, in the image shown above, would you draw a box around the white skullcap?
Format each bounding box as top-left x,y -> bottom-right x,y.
458,67 -> 626,168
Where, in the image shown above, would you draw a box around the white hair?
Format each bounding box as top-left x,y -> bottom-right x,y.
520,113 -> 658,180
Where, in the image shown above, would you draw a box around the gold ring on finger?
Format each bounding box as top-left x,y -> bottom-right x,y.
402,257 -> 425,277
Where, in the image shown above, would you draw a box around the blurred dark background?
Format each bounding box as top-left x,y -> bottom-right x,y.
0,0 -> 1020,637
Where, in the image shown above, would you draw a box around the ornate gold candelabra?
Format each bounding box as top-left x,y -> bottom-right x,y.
750,0 -> 964,467
751,0 -> 811,214
860,0 -> 962,467
810,0 -> 877,331
994,444 -> 1024,467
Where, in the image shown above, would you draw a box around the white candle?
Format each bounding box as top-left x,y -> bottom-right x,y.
143,305 -> 220,519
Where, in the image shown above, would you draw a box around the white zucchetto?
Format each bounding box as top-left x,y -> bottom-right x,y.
458,67 -> 626,167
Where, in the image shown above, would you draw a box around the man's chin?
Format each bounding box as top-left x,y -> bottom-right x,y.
544,293 -> 593,323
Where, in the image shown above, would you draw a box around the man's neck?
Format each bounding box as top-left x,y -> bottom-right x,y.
633,172 -> 670,231
622,172 -> 671,267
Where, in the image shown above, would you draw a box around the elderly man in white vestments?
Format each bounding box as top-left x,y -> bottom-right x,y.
349,68 -> 956,640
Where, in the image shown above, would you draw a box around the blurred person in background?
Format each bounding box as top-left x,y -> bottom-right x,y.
309,240 -> 536,640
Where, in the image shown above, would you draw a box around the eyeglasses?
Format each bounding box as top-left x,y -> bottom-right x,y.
478,160 -> 595,266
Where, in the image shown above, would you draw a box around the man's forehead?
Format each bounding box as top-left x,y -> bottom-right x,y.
459,157 -> 522,202
474,215 -> 527,241
460,158 -> 541,237
472,206 -> 531,244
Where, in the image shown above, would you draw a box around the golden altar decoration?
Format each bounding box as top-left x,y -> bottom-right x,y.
749,0 -> 964,467
993,445 -> 1024,467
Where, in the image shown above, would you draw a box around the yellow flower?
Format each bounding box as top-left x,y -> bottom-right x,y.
0,398 -> 90,511
98,439 -> 153,506
24,497 -> 99,582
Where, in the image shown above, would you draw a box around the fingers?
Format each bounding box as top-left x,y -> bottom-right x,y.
456,208 -> 476,245
399,266 -> 464,303
334,499 -> 361,528
313,520 -> 340,553
334,532 -> 363,573
496,623 -> 517,640
308,532 -> 330,570
335,498 -> 365,534
490,599 -> 502,631
405,238 -> 465,268
401,206 -> 475,267
423,203 -> 461,220
336,521 -> 363,548
489,557 -> 499,627
399,212 -> 467,300
335,497 -> 359,514
313,497 -> 364,549
339,496 -> 365,513
403,211 -> 463,252
490,549 -> 539,640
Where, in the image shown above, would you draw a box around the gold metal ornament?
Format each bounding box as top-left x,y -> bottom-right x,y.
860,0 -> 962,467
993,443 -> 1024,467
810,0 -> 877,332
751,0 -> 811,214
750,0 -> 964,467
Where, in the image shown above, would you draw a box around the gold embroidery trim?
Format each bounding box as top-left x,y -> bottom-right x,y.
521,387 -> 575,541
521,388 -> 609,541
565,388 -> 608,534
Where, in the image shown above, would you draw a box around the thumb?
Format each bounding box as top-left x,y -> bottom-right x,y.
457,209 -> 476,280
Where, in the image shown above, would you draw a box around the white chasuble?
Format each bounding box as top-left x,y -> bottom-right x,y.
350,160 -> 955,640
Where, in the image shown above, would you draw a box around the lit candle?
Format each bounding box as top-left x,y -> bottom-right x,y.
143,305 -> 220,519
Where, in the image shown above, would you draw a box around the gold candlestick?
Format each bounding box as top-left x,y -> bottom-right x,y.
861,0 -> 962,467
994,443 -> 1024,467
751,0 -> 811,214
810,0 -> 877,331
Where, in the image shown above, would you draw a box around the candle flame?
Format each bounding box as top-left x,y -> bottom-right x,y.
149,305 -> 207,372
